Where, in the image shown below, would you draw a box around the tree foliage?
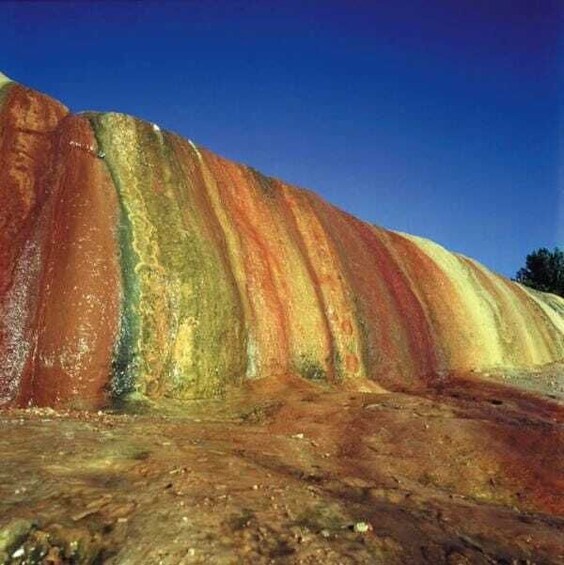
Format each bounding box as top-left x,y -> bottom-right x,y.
515,247 -> 564,298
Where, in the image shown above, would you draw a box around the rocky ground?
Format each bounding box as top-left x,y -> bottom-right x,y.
1,370 -> 563,564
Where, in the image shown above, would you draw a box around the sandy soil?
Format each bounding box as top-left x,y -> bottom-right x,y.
1,372 -> 563,564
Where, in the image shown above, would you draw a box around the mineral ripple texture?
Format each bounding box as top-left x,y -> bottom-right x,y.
0,75 -> 563,409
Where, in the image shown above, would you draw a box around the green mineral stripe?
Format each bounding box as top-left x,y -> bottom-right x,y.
89,114 -> 141,397
94,115 -> 175,395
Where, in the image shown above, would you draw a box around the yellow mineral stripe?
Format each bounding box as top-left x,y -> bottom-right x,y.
519,286 -> 564,361
401,233 -> 504,369
0,72 -> 12,90
461,257 -> 549,366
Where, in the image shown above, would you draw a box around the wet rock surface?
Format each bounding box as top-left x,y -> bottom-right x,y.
1,372 -> 563,564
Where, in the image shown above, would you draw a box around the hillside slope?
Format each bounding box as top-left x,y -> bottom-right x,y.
1,75 -> 563,408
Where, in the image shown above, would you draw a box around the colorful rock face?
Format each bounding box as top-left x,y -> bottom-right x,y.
1,78 -> 563,408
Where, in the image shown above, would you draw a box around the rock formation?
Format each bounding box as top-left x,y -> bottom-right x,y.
1,75 -> 563,408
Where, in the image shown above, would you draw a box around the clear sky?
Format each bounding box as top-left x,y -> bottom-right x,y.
2,1 -> 561,277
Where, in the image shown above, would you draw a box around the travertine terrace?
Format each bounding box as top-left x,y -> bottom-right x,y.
0,74 -> 563,410
1,74 -> 564,565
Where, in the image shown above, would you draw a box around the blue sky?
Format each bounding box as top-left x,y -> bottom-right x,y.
2,0 -> 561,277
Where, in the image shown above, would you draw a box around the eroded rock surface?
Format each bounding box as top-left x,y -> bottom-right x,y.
1,372 -> 563,563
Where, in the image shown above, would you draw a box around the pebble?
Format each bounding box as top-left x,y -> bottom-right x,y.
354,522 -> 371,533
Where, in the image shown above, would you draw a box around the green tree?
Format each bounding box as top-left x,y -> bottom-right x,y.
515,247 -> 564,298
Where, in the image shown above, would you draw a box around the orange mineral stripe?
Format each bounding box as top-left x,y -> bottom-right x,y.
25,116 -> 121,408
200,150 -> 290,376
0,85 -> 69,404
